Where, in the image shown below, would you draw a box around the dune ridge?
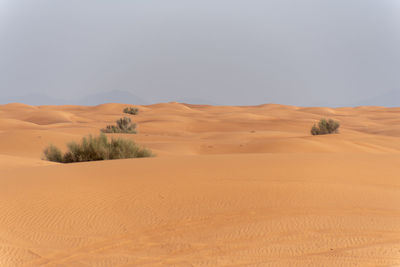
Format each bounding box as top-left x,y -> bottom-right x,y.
0,103 -> 400,266
3,103 -> 400,160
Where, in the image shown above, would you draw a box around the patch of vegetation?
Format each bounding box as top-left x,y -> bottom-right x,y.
43,145 -> 63,163
311,118 -> 340,135
101,117 -> 136,134
123,107 -> 139,115
43,134 -> 153,163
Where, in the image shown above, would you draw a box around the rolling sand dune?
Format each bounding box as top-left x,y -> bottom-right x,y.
1,103 -> 400,266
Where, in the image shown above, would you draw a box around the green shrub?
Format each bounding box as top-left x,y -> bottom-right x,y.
43,145 -> 63,162
101,117 -> 136,134
123,107 -> 139,115
43,134 -> 153,163
311,118 -> 340,135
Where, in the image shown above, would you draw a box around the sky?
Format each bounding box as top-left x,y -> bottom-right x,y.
1,0 -> 400,106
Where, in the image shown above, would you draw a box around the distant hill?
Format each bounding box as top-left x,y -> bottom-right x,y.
354,90 -> 400,107
0,93 -> 66,106
0,90 -> 148,106
75,90 -> 148,106
5,89 -> 400,107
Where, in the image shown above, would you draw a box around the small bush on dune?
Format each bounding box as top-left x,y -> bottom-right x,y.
43,134 -> 152,163
123,107 -> 139,115
311,118 -> 340,135
43,145 -> 63,162
101,117 -> 136,134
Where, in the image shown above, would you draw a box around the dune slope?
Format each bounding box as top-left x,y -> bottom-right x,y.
0,103 -> 400,266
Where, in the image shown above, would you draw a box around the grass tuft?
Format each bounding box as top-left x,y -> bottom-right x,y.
311,118 -> 340,135
101,117 -> 136,134
43,134 -> 153,163
123,107 -> 139,115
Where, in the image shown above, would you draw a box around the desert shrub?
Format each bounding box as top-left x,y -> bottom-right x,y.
43,134 -> 153,163
123,107 -> 139,115
311,118 -> 340,135
101,117 -> 136,134
43,145 -> 63,162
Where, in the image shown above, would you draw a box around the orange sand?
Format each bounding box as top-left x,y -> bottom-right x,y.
0,102 -> 400,266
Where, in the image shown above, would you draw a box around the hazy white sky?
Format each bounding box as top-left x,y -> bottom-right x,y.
1,0 -> 400,106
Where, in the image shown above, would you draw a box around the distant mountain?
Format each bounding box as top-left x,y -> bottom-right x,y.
0,93 -> 67,106
354,90 -> 400,107
75,90 -> 148,106
0,90 -> 148,106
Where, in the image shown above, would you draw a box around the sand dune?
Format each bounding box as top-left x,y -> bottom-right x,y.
0,103 -> 400,266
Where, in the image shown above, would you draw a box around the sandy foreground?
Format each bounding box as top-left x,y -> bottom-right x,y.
0,103 -> 400,266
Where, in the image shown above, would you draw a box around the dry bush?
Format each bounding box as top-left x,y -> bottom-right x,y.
123,107 -> 139,115
311,118 -> 340,135
43,134 -> 152,163
101,117 -> 136,134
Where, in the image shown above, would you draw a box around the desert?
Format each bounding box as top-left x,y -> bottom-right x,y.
0,102 -> 400,266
